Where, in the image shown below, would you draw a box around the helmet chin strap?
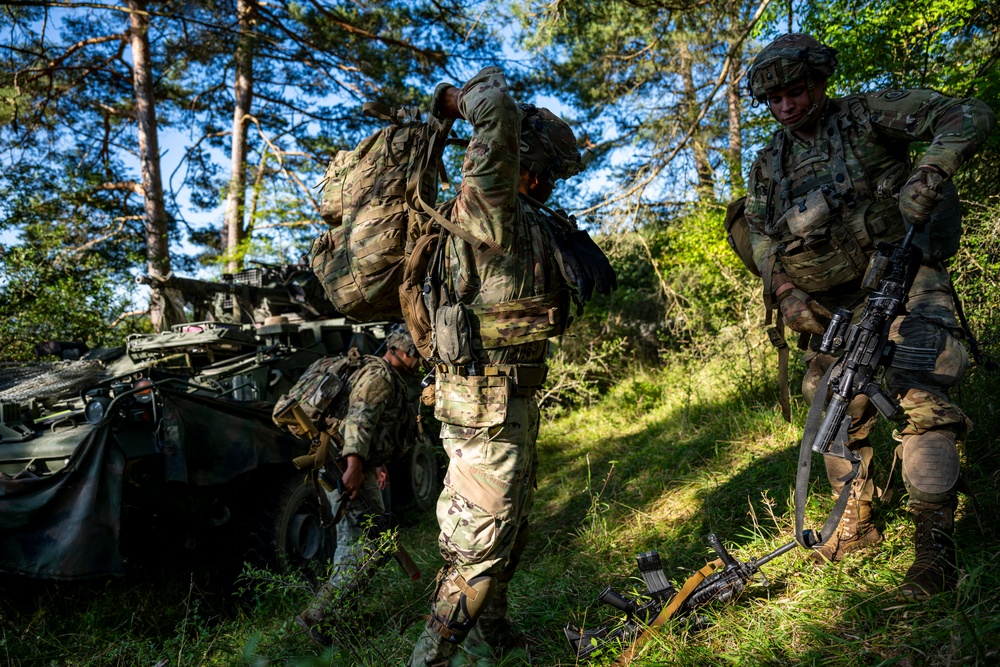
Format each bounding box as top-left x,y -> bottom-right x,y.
770,78 -> 827,133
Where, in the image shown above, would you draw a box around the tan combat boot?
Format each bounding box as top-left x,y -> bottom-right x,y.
898,502 -> 957,601
294,583 -> 335,647
809,498 -> 883,564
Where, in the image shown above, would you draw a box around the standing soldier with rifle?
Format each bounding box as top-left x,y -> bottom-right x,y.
272,325 -> 423,645
406,67 -> 616,665
740,33 -> 995,599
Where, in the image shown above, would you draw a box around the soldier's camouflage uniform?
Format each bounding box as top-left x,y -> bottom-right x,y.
329,356 -> 412,590
291,353 -> 414,617
409,66 -> 575,665
745,89 -> 995,510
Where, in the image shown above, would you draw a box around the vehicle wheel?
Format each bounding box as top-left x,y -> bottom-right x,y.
240,472 -> 335,578
390,433 -> 443,515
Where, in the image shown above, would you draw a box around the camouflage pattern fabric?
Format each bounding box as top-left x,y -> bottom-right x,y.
468,290 -> 570,349
801,263 -> 971,509
518,105 -> 588,181
275,354 -> 414,466
747,33 -> 838,101
433,373 -> 510,429
410,396 -> 539,665
744,87 -> 992,518
746,90 -> 996,282
340,357 -> 414,464
410,65 -> 576,665
440,65 -> 570,367
322,468 -> 387,592
311,105 -> 454,321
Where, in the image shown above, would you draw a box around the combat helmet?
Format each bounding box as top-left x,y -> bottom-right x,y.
748,33 -> 838,102
385,323 -> 417,359
518,104 -> 593,182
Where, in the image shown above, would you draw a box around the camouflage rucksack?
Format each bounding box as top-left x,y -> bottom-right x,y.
311,103 -> 455,322
272,352 -> 362,442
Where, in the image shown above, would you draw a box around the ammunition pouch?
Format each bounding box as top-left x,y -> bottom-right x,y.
778,222 -> 868,293
433,364 -> 547,427
435,302 -> 475,366
434,372 -> 511,428
778,188 -> 833,242
467,289 -> 571,349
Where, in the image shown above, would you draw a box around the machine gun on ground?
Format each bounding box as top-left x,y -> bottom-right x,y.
566,534 -> 797,664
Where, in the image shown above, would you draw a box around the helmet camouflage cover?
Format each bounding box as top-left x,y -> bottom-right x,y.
748,33 -> 838,101
518,104 -> 591,182
385,323 -> 417,358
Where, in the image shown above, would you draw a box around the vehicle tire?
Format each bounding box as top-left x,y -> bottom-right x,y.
389,433 -> 443,515
239,471 -> 335,578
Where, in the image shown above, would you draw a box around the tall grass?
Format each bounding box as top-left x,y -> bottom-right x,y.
3,329 -> 997,665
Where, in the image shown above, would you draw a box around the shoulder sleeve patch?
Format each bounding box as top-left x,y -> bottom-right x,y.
881,89 -> 911,101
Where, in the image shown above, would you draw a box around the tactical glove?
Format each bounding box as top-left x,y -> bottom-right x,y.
778,287 -> 832,335
899,166 -> 946,226
554,229 -> 618,302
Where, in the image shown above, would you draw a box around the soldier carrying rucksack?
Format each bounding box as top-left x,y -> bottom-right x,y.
272,324 -> 424,645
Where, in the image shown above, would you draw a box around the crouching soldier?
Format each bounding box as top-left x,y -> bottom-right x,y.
273,324 -> 423,645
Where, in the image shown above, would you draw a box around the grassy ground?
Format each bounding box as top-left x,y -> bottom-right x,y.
2,339 -> 998,666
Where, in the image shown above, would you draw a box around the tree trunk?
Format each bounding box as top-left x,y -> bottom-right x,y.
679,40 -> 715,201
127,0 -> 173,331
222,0 -> 255,274
726,38 -> 745,194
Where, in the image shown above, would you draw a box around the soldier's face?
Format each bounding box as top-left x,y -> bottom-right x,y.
518,170 -> 555,204
766,78 -> 827,129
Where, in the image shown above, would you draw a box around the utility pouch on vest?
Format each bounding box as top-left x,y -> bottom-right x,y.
435,302 -> 475,366
724,197 -> 761,277
467,291 -> 570,349
434,372 -> 510,428
779,188 -> 832,242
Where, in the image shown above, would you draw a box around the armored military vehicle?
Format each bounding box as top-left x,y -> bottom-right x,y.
0,263 -> 442,580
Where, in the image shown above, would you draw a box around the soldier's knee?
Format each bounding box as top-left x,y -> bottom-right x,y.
427,568 -> 496,643
901,430 -> 960,505
801,353 -> 832,405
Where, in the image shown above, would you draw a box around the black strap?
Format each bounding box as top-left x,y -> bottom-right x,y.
794,361 -> 861,549
951,281 -> 997,370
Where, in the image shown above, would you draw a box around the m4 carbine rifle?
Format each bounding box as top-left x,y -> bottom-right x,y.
566,534 -> 796,664
569,228 -> 924,663
794,225 -> 923,549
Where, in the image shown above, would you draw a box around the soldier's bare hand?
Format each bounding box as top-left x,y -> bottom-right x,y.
778,287 -> 832,335
341,455 -> 365,500
899,166 -> 946,226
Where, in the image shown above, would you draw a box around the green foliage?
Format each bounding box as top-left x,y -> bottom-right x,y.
801,0 -> 1000,203
0,157 -> 151,360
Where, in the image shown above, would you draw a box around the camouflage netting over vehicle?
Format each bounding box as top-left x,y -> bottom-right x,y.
0,263 -> 443,580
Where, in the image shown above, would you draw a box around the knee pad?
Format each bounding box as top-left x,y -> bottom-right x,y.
902,430 -> 960,504
427,568 -> 495,643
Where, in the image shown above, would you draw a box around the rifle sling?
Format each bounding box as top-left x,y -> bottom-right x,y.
793,361 -> 860,550
614,558 -> 724,666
